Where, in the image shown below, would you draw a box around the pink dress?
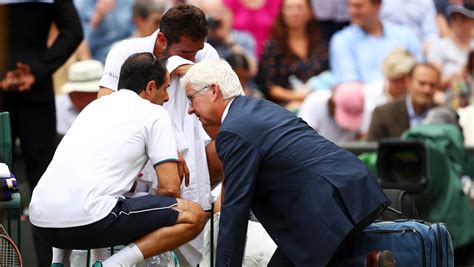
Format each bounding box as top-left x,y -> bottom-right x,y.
224,0 -> 282,58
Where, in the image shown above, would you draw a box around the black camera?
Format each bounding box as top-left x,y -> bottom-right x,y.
207,15 -> 222,30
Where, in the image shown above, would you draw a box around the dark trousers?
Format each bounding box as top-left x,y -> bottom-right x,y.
4,100 -> 57,267
327,206 -> 385,266
268,248 -> 294,267
5,100 -> 57,194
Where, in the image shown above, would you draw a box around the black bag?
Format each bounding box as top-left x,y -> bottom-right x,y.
379,189 -> 419,221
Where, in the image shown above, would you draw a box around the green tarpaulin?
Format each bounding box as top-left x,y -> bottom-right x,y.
402,124 -> 474,249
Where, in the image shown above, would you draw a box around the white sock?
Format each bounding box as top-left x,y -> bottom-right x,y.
52,247 -> 71,267
102,243 -> 144,267
91,247 -> 109,262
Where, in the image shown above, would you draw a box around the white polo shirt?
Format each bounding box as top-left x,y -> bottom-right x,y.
29,90 -> 178,228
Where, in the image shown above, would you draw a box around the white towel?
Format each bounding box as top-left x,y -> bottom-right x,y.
0,163 -> 11,178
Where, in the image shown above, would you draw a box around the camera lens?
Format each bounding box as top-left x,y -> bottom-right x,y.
207,15 -> 222,30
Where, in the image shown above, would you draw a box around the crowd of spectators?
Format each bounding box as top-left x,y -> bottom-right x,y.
181,0 -> 472,146
43,0 -> 472,146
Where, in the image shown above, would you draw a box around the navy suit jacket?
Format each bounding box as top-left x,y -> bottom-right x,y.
215,96 -> 389,266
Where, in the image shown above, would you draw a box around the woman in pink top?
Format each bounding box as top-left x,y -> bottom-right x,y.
224,0 -> 282,58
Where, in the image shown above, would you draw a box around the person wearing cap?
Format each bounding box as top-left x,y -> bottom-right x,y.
298,82 -> 365,143
427,0 -> 474,88
182,58 -> 390,266
361,48 -> 416,135
55,60 -> 103,137
367,63 -> 440,141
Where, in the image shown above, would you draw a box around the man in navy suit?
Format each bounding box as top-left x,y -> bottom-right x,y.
182,59 -> 390,266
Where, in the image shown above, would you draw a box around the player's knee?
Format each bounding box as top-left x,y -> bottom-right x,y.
177,199 -> 206,236
188,201 -> 206,236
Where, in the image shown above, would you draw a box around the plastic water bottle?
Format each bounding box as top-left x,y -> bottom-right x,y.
288,75 -> 304,91
145,252 -> 176,267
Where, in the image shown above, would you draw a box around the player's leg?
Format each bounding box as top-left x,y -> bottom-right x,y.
100,197 -> 206,266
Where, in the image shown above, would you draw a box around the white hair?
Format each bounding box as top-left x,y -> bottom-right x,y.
181,59 -> 245,99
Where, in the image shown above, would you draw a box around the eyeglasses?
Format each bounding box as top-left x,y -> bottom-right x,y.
187,85 -> 210,106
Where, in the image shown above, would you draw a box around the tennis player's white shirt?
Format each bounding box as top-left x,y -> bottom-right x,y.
99,33 -> 218,265
29,90 -> 178,228
99,29 -> 219,211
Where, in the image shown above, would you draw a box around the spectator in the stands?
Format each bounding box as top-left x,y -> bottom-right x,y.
131,0 -> 168,38
257,0 -> 329,110
299,82 -> 364,142
427,0 -> 474,89
199,0 -> 258,77
433,0 -> 452,37
361,49 -> 416,134
225,52 -> 262,98
330,0 -> 423,84
74,0 -> 134,63
380,0 -> 439,53
223,0 -> 282,58
55,59 -> 103,138
442,50 -> 473,109
310,0 -> 350,42
367,63 -> 440,141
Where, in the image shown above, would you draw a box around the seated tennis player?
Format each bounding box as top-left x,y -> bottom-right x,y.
29,52 -> 206,267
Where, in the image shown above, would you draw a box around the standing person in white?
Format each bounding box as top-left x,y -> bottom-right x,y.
29,52 -> 206,267
97,4 -> 221,265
